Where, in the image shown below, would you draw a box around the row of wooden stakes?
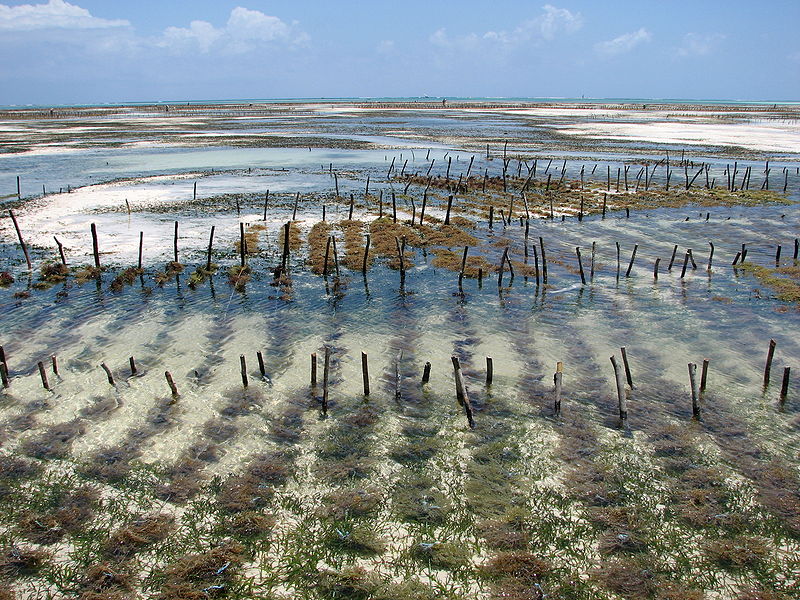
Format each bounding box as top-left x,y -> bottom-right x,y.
0,339 -> 791,429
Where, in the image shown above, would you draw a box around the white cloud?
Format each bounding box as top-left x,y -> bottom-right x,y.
431,4 -> 581,50
677,32 -> 725,58
0,0 -> 128,30
377,39 -> 395,55
158,6 -> 307,54
595,27 -> 651,56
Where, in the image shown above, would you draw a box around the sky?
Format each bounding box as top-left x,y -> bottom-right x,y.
0,0 -> 798,104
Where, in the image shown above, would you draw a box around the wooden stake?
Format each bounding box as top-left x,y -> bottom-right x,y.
780,366 -> 790,402
451,356 -> 475,428
311,353 -> 317,388
653,257 -> 661,280
764,339 -> 777,387
680,251 -> 690,278
165,371 -> 178,397
539,237 -> 548,284
422,361 -> 431,384
707,242 -> 715,271
348,193 -> 354,220
240,355 -> 248,387
610,355 -> 627,421
0,362 -> 8,389
91,222 -> 100,269
51,355 -> 58,376
700,358 -> 709,392
459,246 -> 469,286
361,352 -> 370,396
576,247 -> 586,285
554,361 -> 563,416
8,210 -> 32,271
263,190 -> 269,220
193,181 -> 197,200
667,245 -> 678,271
322,347 -> 330,414
362,234 -> 371,274
486,356 -> 493,385
137,232 -> 143,270
206,226 -> 215,271
54,236 -> 67,266
100,362 -> 115,386
257,351 -> 266,377
38,361 -> 50,391
625,244 -> 638,278
620,347 -> 634,388
129,356 -> 137,376
776,245 -> 782,267
239,222 -> 246,266
292,192 -> 300,220
689,363 -> 700,418
444,195 -> 453,225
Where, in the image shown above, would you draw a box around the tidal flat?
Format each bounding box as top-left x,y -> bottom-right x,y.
0,100 -> 799,599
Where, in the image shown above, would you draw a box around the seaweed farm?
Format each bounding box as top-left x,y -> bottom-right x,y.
1,101 -> 800,599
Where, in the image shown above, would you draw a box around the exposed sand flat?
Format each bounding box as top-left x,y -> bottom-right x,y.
555,120 -> 800,153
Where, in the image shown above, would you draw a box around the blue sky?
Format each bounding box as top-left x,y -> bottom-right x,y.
0,0 -> 798,104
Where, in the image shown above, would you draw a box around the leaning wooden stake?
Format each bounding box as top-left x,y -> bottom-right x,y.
451,356 -> 475,428
486,356 -> 493,385
620,347 -> 634,388
361,352 -> 370,396
700,358 -> 709,392
667,245 -> 678,271
322,347 -> 330,414
625,244 -> 638,278
689,362 -> 700,418
54,236 -> 67,266
576,247 -> 586,285
361,234 -> 371,274
38,361 -> 50,391
165,371 -> 178,397
610,355 -> 627,422
100,362 -> 115,386
764,339 -> 777,387
257,351 -> 266,377
554,361 -> 563,416
539,237 -> 548,284
8,210 -> 32,271
445,195 -> 454,225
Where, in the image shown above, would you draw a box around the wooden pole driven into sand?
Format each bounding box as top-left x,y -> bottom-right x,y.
173,221 -> 179,263
554,361 -> 563,416
620,347 -> 634,389
444,195 -> 454,225
193,181 -> 197,201
780,367 -> 791,403
576,247 -> 586,285
90,223 -> 100,269
539,237 -> 548,284
764,339 -> 777,387
680,251 -> 690,278
700,358 -> 709,393
100,362 -> 115,386
240,355 -> 248,388
206,226 -> 215,271
292,192 -> 300,221
263,190 -> 269,220
165,371 -> 178,397
486,356 -> 493,385
129,356 -> 137,376
311,353 -> 317,388
322,347 -> 330,414
451,356 -> 475,428
331,236 -> 340,277
459,246 -> 469,286
54,236 -> 67,266
361,352 -> 370,396
391,192 -> 397,223
334,172 -> 340,197
281,222 -> 290,273
610,355 -> 627,422
420,192 -> 427,225
51,355 -> 58,376
707,242 -> 715,271
239,222 -> 246,267
422,361 -> 431,384
348,193 -> 354,220
668,245 -> 678,271
16,176 -> 20,199
362,234 -> 371,274
776,245 -> 782,267
256,351 -> 266,378
0,362 -> 9,389
38,361 -> 50,391
653,258 -> 661,280
689,363 -> 700,418
625,244 -> 638,278
8,210 -> 32,271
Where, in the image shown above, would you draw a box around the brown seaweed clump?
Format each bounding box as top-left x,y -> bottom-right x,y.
227,265 -> 251,291
40,262 -> 69,282
0,545 -> 47,578
77,562 -> 133,598
157,542 -> 244,600
0,271 -> 13,287
102,513 -> 175,559
109,267 -> 143,291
